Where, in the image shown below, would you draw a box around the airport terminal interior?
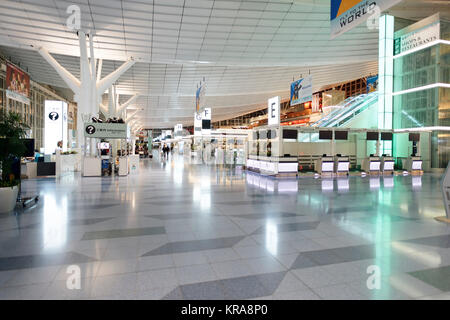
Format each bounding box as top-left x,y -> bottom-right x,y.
0,0 -> 449,301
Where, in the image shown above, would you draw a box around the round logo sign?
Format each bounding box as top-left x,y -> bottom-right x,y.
85,125 -> 96,135
48,112 -> 59,121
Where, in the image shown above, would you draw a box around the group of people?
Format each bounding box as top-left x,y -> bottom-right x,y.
161,143 -> 173,160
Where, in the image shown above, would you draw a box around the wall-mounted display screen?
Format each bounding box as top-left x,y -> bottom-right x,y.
334,131 -> 348,140
319,130 -> 332,140
366,132 -> 379,140
409,133 -> 420,141
202,119 -> 211,130
282,129 -> 297,139
381,132 -> 393,140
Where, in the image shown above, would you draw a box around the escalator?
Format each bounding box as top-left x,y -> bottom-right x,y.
311,91 -> 379,128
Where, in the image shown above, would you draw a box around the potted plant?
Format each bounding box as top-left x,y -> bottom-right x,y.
0,112 -> 29,213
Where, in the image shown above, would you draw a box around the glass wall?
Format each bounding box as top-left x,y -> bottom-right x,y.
393,45 -> 437,93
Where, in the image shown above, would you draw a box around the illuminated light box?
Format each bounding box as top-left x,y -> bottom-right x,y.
369,161 -> 381,171
412,161 -> 422,170
337,162 -> 349,172
278,162 -> 298,173
383,161 -> 394,171
321,162 -> 334,172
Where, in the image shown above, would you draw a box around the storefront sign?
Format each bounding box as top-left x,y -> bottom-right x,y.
84,122 -> 128,139
290,75 -> 312,106
268,96 -> 280,126
394,21 -> 440,56
5,62 -> 30,104
330,0 -> 401,39
45,100 -> 68,154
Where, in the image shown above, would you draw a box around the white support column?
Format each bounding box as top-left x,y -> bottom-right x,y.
379,15 -> 394,156
97,59 -> 135,95
37,48 -> 80,93
126,109 -> 140,122
108,87 -> 114,118
37,31 -> 136,159
116,94 -> 139,114
96,59 -> 103,82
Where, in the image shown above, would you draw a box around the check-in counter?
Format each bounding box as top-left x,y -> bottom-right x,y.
316,156 -> 334,174
381,156 -> 395,174
246,155 -> 297,175
405,156 -> 422,173
334,155 -> 350,174
362,156 -> 381,173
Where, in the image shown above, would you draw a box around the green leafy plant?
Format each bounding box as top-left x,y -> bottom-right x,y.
0,112 -> 29,187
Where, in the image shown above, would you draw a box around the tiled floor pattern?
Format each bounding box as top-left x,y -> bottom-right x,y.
0,154 -> 449,300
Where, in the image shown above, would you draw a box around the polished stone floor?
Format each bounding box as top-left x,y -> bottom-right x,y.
0,153 -> 449,300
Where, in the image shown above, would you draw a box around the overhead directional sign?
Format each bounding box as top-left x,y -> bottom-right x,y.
84,123 -> 128,139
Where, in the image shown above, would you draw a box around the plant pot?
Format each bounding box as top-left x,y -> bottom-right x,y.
0,185 -> 19,213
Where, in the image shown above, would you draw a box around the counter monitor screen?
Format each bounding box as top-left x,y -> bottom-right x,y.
202,119 -> 211,129
381,132 -> 393,140
367,132 -> 379,140
282,129 -> 297,140
259,130 -> 267,139
319,130 -> 332,140
409,133 -> 420,141
334,131 -> 348,140
253,131 -> 259,140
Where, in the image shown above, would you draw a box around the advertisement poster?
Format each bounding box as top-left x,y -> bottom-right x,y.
6,62 -> 30,104
366,75 -> 378,93
290,75 -> 312,106
330,0 -> 402,39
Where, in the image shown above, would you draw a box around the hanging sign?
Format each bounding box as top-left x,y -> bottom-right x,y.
268,96 -> 280,126
84,123 -> 128,139
290,75 -> 313,106
330,0 -> 402,39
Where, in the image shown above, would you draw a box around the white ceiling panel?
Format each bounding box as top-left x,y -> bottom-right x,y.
0,0 -> 438,128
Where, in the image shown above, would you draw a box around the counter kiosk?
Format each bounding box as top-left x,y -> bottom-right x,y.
381,156 -> 395,174
316,155 -> 334,175
405,156 -> 423,174
334,155 -> 350,174
362,156 -> 381,174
